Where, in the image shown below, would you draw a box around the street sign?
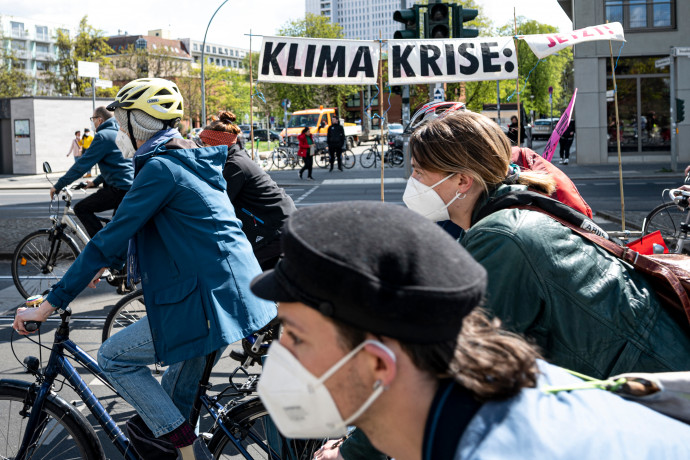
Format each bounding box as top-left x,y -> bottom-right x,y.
94,79 -> 112,88
433,84 -> 445,102
672,47 -> 690,57
77,61 -> 99,79
655,57 -> 671,68
606,89 -> 614,102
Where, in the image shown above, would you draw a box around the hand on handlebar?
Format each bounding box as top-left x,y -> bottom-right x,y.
85,181 -> 96,189
49,187 -> 57,200
13,301 -> 54,335
313,440 -> 345,460
88,267 -> 108,288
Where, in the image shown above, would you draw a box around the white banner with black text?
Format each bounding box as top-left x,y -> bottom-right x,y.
258,36 -> 380,85
388,37 -> 518,85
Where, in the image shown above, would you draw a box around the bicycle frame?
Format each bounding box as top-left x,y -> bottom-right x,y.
16,313 -> 138,460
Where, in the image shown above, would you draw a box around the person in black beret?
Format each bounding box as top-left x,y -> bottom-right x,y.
250,201 -> 690,460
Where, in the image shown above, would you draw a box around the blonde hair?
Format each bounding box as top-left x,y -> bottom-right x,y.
410,111 -> 556,196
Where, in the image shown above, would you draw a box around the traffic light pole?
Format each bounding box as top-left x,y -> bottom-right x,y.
670,54 -> 677,172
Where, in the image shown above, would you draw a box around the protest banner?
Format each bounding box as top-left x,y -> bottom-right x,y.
520,22 -> 625,59
543,88 -> 577,162
388,37 -> 517,85
258,36 -> 380,85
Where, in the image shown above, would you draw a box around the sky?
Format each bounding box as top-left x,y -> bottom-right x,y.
0,0 -> 572,51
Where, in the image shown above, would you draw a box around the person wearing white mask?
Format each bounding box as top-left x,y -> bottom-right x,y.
249,201 -> 690,460
402,107 -> 690,377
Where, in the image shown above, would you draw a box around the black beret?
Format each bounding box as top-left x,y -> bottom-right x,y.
250,201 -> 487,343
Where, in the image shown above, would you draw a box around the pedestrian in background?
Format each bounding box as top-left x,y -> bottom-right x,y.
199,110 -> 297,269
559,119 -> 575,165
327,117 -> 346,172
67,130 -> 82,161
298,126 -> 315,180
82,127 -> 95,177
507,115 -> 524,146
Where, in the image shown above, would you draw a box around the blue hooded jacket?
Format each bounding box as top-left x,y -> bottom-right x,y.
54,117 -> 133,192
46,134 -> 276,365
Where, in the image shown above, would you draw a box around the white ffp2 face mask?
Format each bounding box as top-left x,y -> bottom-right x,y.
115,130 -> 136,158
257,339 -> 395,439
403,174 -> 462,222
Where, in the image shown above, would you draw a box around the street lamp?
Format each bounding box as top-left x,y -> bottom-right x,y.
201,0 -> 230,127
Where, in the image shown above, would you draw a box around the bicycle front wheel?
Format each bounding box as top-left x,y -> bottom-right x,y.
102,289 -> 146,342
642,202 -> 690,254
359,149 -> 377,168
342,150 -> 356,169
387,149 -> 404,168
12,230 -> 80,299
314,150 -> 329,169
0,380 -> 104,460
208,397 -> 323,460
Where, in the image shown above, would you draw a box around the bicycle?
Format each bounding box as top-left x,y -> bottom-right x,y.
11,162 -> 130,299
1,307 -> 323,459
271,141 -> 302,170
642,180 -> 690,254
312,143 -> 355,170
359,136 -> 404,169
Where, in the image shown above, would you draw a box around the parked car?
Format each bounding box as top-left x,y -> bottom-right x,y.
252,129 -> 282,142
387,123 -> 404,137
531,118 -> 560,140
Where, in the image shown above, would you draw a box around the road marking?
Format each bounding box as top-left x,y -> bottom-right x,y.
293,185 -> 319,204
321,178 -> 406,185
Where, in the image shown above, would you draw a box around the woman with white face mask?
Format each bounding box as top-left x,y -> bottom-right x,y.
401,108 -> 690,380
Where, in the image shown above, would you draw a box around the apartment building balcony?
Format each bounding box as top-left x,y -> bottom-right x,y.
10,30 -> 29,40
34,33 -> 51,43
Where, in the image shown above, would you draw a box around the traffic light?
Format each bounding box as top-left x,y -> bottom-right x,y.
677,98 -> 685,123
426,3 -> 451,39
393,5 -> 421,39
452,5 -> 479,38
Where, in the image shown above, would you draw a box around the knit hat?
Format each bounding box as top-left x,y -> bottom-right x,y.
114,108 -> 165,142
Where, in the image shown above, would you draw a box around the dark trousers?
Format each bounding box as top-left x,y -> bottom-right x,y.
74,184 -> 128,238
299,154 -> 313,178
253,236 -> 282,271
328,144 -> 343,170
559,138 -> 574,160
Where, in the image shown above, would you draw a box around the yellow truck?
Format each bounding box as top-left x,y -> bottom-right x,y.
280,106 -> 361,148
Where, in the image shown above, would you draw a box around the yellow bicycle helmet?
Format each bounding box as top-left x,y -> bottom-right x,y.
107,78 -> 184,123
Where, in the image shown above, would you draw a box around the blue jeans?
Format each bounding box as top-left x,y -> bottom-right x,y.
97,317 -> 220,437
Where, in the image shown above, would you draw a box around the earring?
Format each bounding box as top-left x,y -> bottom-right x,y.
456,191 -> 467,200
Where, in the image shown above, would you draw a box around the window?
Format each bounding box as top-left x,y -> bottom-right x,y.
135,38 -> 147,50
605,0 -> 674,30
222,59 -> 226,66
212,46 -> 217,53
36,43 -> 50,54
193,43 -> 198,51
36,61 -> 47,71
11,21 -> 24,37
35,25 -> 49,41
206,45 -> 210,52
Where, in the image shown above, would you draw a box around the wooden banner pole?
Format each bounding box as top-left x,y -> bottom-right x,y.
514,9 -> 521,146
608,33 -> 625,231
249,29 -> 255,161
379,32 -> 385,202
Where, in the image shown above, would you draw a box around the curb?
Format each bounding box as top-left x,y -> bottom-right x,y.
595,210 -> 643,231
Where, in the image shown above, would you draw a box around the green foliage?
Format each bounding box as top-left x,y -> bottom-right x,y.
0,30 -> 34,97
259,13 -> 359,116
178,65 -> 250,128
46,16 -> 113,96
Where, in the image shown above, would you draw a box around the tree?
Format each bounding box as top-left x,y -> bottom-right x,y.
46,16 -> 113,96
109,43 -> 185,81
0,30 -> 34,97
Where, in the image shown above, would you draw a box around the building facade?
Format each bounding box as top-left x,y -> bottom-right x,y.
106,31 -> 192,83
0,15 -> 70,91
180,37 -> 248,72
559,0 -> 689,165
306,0 -> 412,40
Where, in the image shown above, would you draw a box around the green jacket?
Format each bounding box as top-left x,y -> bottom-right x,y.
462,184 -> 690,378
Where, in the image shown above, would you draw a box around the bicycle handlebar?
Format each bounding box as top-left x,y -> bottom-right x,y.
669,188 -> 690,203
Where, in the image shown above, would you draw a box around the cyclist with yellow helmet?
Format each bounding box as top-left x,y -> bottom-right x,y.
14,78 -> 276,460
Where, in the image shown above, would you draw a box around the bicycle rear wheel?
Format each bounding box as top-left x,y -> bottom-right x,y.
387,149 -> 404,168
272,149 -> 289,170
0,380 -> 104,460
642,202 -> 690,254
314,150 -> 330,169
342,150 -> 356,169
102,289 -> 146,342
12,230 -> 80,299
359,149 -> 377,168
208,397 -> 323,460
